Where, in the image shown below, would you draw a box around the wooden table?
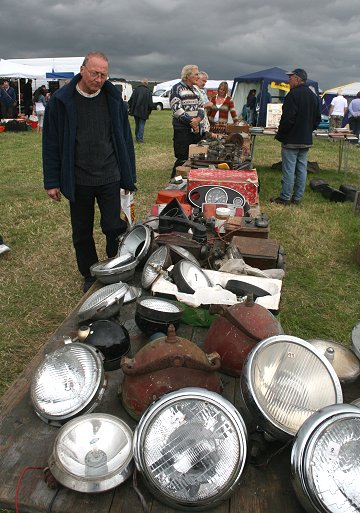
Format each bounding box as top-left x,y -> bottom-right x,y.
1,277 -> 359,513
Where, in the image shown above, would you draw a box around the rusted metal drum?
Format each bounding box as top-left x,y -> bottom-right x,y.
120,325 -> 222,420
204,298 -> 283,376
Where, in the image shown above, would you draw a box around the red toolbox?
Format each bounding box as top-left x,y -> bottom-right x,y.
187,168 -> 259,206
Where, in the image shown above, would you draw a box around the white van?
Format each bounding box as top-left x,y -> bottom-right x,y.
111,81 -> 133,103
152,89 -> 171,110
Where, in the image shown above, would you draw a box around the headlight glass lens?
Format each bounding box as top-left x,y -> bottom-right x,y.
246,337 -> 342,436
31,344 -> 103,423
306,417 -> 360,511
139,297 -> 181,313
134,389 -> 247,507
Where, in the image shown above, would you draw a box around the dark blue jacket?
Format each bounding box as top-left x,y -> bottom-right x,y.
275,84 -> 321,145
42,74 -> 136,202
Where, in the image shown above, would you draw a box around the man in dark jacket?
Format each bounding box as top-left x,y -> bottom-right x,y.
43,51 -> 136,292
128,79 -> 153,143
272,68 -> 320,205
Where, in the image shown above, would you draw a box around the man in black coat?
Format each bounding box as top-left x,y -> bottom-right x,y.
128,79 -> 154,143
271,68 -> 321,205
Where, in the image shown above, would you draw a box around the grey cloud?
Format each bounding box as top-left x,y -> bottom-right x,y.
1,0 -> 360,89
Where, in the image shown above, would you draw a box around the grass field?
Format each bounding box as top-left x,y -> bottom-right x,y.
0,111 -> 359,398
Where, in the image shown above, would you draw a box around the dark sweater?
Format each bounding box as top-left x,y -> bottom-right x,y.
276,84 -> 321,146
74,90 -> 119,186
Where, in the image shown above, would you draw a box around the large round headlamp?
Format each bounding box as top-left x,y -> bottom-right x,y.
133,388 -> 248,510
31,343 -> 106,426
78,283 -> 128,322
291,404 -> 360,513
171,260 -> 212,294
241,335 -> 343,440
49,413 -> 133,493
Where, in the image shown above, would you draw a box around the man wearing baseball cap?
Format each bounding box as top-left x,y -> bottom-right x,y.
271,68 -> 321,205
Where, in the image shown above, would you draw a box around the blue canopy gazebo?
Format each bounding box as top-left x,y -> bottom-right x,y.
231,66 -> 319,126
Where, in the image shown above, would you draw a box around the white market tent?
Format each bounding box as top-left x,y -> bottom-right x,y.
153,79 -> 234,93
322,82 -> 360,116
0,59 -> 48,113
9,57 -> 84,76
0,58 -> 47,79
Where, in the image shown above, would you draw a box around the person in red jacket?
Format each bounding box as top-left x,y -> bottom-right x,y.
207,82 -> 238,129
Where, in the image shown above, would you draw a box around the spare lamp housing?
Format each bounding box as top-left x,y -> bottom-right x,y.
31,342 -> 106,426
133,387 -> 248,510
49,413 -> 133,493
291,403 -> 360,513
241,335 -> 343,440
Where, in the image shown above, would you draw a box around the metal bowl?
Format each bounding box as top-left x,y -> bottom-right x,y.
78,283 -> 128,322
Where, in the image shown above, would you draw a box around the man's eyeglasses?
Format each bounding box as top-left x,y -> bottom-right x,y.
83,65 -> 108,80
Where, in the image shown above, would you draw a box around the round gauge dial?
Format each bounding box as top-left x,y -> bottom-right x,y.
172,260 -> 212,294
205,187 -> 228,204
233,196 -> 245,207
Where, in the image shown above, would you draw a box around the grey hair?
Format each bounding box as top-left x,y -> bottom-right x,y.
181,65 -> 198,80
82,52 -> 109,67
198,71 -> 208,80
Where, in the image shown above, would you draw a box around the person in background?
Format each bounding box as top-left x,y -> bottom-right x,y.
246,89 -> 257,125
329,90 -> 348,131
42,51 -> 136,293
23,79 -> 33,117
207,82 -> 238,129
195,71 -> 212,136
128,78 -> 154,143
348,91 -> 360,144
0,79 -> 16,118
33,86 -> 47,134
272,68 -> 320,206
170,64 -> 204,178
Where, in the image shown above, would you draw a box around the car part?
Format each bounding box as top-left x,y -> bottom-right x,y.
49,413 -> 133,492
171,260 -> 212,294
308,338 -> 360,384
77,283 -> 128,322
135,297 -> 184,336
90,256 -> 137,284
291,403 -> 360,513
121,324 -> 221,419
31,342 -> 106,426
80,319 -> 131,371
133,388 -> 248,510
241,335 -> 343,440
204,298 -> 283,376
117,224 -> 154,266
141,245 -> 171,290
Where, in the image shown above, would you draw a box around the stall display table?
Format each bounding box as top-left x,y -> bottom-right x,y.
1,278 -> 359,513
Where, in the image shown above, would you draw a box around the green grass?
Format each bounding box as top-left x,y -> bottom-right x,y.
0,112 -> 359,397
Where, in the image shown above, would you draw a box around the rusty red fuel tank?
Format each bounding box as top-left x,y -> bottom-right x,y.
120,325 -> 222,420
204,298 -> 283,377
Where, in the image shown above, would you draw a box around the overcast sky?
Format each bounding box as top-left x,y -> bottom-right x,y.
1,0 -> 359,90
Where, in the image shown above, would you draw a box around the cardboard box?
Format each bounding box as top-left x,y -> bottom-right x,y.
187,168 -> 259,205
188,144 -> 208,158
175,165 -> 191,178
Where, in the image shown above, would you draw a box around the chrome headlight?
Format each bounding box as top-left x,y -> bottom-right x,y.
141,245 -> 171,289
49,413 -> 133,493
291,404 -> 360,513
241,335 -> 343,440
133,388 -> 248,510
78,283 -> 128,322
118,224 -> 153,265
31,343 -> 106,426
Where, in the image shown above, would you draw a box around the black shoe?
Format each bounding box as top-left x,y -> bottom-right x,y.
83,276 -> 96,293
270,196 -> 290,206
291,197 -> 301,205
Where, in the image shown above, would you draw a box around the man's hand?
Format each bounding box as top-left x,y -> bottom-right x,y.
190,117 -> 201,129
47,188 -> 62,201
